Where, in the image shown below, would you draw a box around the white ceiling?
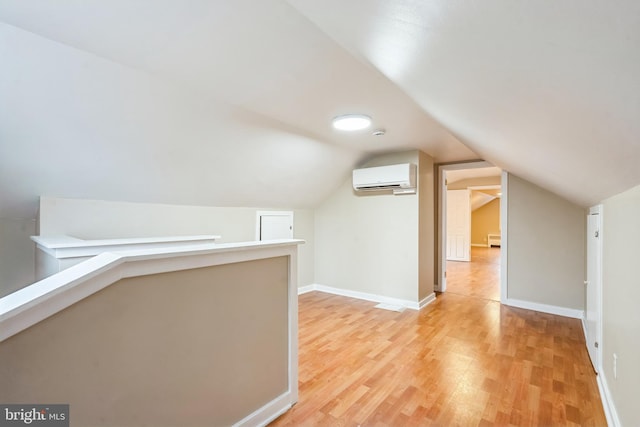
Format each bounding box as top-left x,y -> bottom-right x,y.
1,0 -> 639,218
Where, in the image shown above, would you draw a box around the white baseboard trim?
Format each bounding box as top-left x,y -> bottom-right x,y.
578,313 -> 620,427
598,371 -> 621,427
581,318 -> 621,427
297,284 -> 315,295
233,391 -> 294,427
299,284 -> 435,311
418,292 -> 437,310
503,298 -> 584,319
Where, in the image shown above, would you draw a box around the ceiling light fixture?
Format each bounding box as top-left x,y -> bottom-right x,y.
332,114 -> 372,131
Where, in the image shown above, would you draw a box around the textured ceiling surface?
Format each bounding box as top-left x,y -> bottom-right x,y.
1,0 -> 639,218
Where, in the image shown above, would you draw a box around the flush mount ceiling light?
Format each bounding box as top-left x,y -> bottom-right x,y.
332,114 -> 372,131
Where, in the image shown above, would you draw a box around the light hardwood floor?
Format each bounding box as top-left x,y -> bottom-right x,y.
447,246 -> 501,301
271,291 -> 606,426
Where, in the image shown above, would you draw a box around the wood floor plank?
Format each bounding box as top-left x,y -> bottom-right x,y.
270,291 -> 607,427
447,247 -> 501,301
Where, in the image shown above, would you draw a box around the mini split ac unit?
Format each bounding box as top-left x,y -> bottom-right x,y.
352,163 -> 417,194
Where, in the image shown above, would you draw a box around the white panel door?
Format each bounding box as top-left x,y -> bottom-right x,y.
446,189 -> 471,262
257,211 -> 293,240
585,208 -> 602,371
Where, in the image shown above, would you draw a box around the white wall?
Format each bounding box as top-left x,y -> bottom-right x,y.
315,150 -> 432,303
1,22 -> 348,297
0,218 -> 36,297
0,22 -> 360,220
38,197 -> 314,288
601,184 -> 640,427
506,174 -> 585,310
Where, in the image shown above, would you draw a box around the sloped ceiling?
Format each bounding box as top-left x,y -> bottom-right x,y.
470,192 -> 497,212
1,0 -> 639,219
446,167 -> 502,185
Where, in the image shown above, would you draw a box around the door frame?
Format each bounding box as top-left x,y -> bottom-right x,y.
437,162 -> 507,302
500,171 -> 508,302
585,204 -> 603,372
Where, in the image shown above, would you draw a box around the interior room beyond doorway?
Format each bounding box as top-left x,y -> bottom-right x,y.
444,165 -> 502,301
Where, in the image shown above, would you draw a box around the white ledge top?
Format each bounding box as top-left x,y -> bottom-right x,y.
31,234 -> 222,258
1,239 -> 304,342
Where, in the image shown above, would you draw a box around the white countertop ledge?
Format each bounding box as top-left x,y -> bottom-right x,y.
0,239 -> 304,342
31,234 -> 222,258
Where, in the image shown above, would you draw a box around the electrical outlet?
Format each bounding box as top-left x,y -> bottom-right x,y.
613,353 -> 618,379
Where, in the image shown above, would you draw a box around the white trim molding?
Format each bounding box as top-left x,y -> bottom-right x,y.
1,240 -> 304,342
503,298 -> 584,319
597,372 -> 622,427
437,160 -> 500,293
581,314 -> 620,427
232,391 -> 294,427
586,204 -> 604,380
1,239 -> 304,427
297,284 -> 316,295
299,284 -> 436,311
418,292 -> 437,310
500,171 -> 509,303
31,234 -> 221,258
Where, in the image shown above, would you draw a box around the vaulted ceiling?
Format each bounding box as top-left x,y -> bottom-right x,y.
1,0 -> 639,219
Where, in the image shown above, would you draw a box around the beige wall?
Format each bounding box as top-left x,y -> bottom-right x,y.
314,150 -> 424,302
0,218 -> 36,297
601,184 -> 640,426
418,151 -> 436,300
38,196 -> 314,288
506,174 -> 585,309
471,198 -> 500,246
0,257 -> 289,426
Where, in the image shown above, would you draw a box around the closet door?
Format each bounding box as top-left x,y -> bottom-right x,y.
446,189 -> 471,262
256,211 -> 293,241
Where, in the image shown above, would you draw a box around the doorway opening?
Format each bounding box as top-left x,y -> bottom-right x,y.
437,162 -> 506,302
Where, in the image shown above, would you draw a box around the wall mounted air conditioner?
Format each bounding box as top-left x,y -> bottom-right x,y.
352,163 -> 417,194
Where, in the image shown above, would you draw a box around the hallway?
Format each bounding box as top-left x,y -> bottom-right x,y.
446,246 -> 500,301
